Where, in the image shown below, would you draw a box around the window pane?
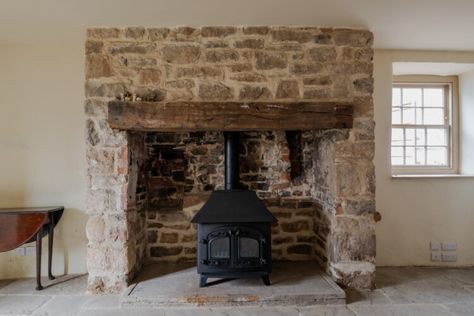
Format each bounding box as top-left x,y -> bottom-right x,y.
415,108 -> 423,124
403,88 -> 422,107
427,147 -> 447,166
416,147 -> 426,165
402,107 -> 415,124
423,108 -> 444,125
427,128 -> 447,146
416,128 -> 426,146
392,128 -> 404,146
392,107 -> 401,124
405,128 -> 415,146
405,147 -> 415,165
423,88 -> 444,107
391,146 -> 404,165
392,88 -> 401,107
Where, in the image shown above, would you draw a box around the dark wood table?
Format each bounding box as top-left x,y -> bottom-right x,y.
0,207 -> 64,290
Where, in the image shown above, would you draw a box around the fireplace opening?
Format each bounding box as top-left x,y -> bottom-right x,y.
191,132 -> 277,287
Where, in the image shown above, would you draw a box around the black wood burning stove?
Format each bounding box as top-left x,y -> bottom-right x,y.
191,132 -> 277,287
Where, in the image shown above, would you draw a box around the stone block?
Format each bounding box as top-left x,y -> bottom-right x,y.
124,27 -> 146,39
271,29 -> 312,43
287,244 -> 312,255
281,220 -> 310,233
176,66 -> 223,78
228,63 -> 253,72
87,28 -> 121,39
166,79 -> 195,89
239,85 -> 272,100
313,33 -> 333,44
85,40 -> 103,54
162,44 -> 201,64
150,246 -> 183,257
243,26 -> 269,35
147,28 -> 170,41
198,82 -> 234,100
276,80 -> 299,99
169,27 -> 200,41
333,29 -> 373,47
234,38 -> 265,49
205,50 -> 239,63
138,69 -> 161,85
309,47 -> 337,62
108,43 -> 155,55
353,77 -> 374,93
86,216 -> 105,242
291,63 -> 323,74
85,80 -> 125,98
303,88 -> 331,99
160,232 -> 179,243
255,52 -> 287,70
201,26 -> 237,37
229,72 -> 267,82
303,76 -> 332,86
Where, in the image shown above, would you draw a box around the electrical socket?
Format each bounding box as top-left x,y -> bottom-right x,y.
442,242 -> 457,251
431,252 -> 441,261
430,241 -> 440,251
442,253 -> 458,262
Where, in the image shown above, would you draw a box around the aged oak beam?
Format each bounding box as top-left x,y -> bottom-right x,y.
107,101 -> 353,132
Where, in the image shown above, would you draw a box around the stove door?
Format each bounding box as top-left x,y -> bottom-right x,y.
236,227 -> 265,267
206,228 -> 231,266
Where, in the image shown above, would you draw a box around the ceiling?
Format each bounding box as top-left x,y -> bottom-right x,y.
1,0 -> 474,51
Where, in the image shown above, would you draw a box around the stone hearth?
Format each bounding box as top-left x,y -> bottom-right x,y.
84,26 -> 376,294
122,262 -> 345,307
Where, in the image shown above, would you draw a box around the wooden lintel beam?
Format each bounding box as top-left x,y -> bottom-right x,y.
107,101 -> 353,132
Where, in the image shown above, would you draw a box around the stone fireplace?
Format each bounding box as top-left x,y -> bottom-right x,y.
84,26 -> 376,294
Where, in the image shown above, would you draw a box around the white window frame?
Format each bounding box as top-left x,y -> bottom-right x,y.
391,75 -> 459,175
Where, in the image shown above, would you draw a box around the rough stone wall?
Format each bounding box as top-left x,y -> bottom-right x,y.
84,100 -> 144,293
143,131 -> 317,262
84,26 -> 375,292
312,103 -> 376,288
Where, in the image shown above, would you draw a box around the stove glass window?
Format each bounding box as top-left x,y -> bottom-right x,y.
239,237 -> 259,258
210,237 -> 230,259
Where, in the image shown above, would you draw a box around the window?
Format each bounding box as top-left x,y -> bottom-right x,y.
391,76 -> 458,174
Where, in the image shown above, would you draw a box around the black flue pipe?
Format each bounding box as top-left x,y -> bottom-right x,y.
224,132 -> 240,190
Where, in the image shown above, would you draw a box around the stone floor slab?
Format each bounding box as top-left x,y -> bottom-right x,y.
349,304 -> 456,316
31,295 -> 89,316
376,267 -> 474,304
298,306 -> 356,315
0,274 -> 87,296
0,295 -> 52,315
122,262 -> 345,307
444,302 -> 474,316
346,289 -> 392,305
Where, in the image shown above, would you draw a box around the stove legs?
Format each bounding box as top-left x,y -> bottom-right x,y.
200,275 -> 208,288
262,275 -> 270,286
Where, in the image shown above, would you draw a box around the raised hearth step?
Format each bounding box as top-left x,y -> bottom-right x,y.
121,261 -> 345,307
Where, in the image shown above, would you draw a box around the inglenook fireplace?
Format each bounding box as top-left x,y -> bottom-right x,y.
191,132 -> 277,287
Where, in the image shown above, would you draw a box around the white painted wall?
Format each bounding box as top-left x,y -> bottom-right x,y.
374,50 -> 474,266
0,42 -> 87,278
460,70 -> 474,174
2,44 -> 474,279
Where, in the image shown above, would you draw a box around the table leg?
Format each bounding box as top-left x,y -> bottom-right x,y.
36,227 -> 43,291
48,215 -> 55,280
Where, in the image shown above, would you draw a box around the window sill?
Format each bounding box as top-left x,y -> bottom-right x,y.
391,174 -> 474,179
